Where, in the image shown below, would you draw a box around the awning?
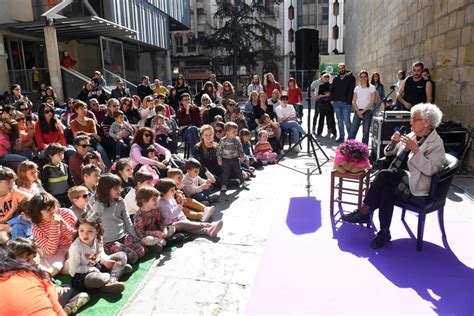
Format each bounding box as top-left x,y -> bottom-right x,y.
2,16 -> 137,40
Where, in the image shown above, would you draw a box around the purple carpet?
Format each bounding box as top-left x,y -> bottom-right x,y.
246,196 -> 474,315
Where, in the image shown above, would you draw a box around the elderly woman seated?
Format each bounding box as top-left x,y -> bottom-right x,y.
342,103 -> 446,249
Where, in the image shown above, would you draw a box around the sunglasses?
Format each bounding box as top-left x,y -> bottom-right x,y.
143,133 -> 152,138
216,129 -> 223,133
77,193 -> 91,199
44,110 -> 53,114
16,117 -> 25,122
20,107 -> 28,111
78,144 -> 89,148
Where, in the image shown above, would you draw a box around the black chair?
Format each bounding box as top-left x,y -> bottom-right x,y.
395,154 -> 460,251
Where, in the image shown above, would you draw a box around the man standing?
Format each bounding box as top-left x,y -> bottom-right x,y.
310,73 -> 324,133
397,61 -> 433,110
330,63 -> 356,142
137,75 -> 154,101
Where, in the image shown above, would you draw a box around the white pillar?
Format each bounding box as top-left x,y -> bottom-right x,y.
44,26 -> 64,102
164,51 -> 172,85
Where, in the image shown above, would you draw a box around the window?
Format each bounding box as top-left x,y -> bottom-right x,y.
320,39 -> 328,53
322,6 -> 329,22
188,38 -> 197,53
175,35 -> 183,53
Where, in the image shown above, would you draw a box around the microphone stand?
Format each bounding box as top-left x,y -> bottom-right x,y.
277,87 -> 330,175
380,86 -> 397,125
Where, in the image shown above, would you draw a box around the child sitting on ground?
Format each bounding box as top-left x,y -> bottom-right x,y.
157,179 -> 222,237
109,110 -> 134,159
254,130 -> 277,164
111,158 -> 134,198
68,212 -> 132,295
6,198 -> 32,239
256,113 -> 280,152
134,186 -> 173,252
167,168 -> 215,222
83,152 -> 106,173
141,145 -> 166,179
91,174 -> 145,264
16,160 -> 45,195
124,171 -> 154,221
81,164 -> 101,201
216,122 -> 249,192
239,129 -> 261,168
68,186 -> 93,219
28,192 -> 77,276
182,158 -> 214,205
7,237 -> 90,315
40,143 -> 74,207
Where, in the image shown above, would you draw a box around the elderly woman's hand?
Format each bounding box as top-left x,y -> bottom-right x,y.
401,135 -> 419,154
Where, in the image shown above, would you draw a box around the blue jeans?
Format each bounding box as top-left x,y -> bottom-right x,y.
332,101 -> 351,139
115,136 -> 132,158
280,121 -> 306,144
183,126 -> 200,151
38,145 -> 75,161
191,190 -> 211,203
0,153 -> 28,165
348,110 -> 373,145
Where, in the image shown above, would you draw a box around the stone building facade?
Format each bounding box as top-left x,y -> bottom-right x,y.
344,0 -> 473,170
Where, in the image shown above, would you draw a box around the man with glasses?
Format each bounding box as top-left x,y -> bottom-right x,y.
88,98 -> 107,125
111,80 -> 130,99
0,166 -> 31,232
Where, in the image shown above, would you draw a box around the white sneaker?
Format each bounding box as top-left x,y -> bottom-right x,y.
292,146 -> 301,153
64,292 -> 90,315
201,206 -> 215,222
221,185 -> 227,192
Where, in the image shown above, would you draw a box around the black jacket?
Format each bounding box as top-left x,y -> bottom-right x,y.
330,71 -> 356,104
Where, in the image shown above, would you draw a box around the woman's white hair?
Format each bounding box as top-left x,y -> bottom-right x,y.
411,103 -> 443,129
201,93 -> 211,102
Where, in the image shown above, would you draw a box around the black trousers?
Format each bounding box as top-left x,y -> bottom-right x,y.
363,169 -> 405,231
316,103 -> 337,136
221,158 -> 244,186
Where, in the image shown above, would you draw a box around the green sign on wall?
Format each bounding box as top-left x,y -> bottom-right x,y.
319,63 -> 339,75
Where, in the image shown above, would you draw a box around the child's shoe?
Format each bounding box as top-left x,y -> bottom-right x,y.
123,264 -> 133,275
63,292 -> 90,314
101,281 -> 125,294
201,206 -> 215,222
208,220 -> 224,238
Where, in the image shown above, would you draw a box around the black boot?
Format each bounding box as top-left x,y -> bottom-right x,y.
341,210 -> 370,224
371,230 -> 391,249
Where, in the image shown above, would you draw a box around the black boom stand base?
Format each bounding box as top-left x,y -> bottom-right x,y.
277,131 -> 330,175
277,85 -> 330,175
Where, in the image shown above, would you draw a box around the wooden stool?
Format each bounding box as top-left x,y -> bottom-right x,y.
330,169 -> 371,216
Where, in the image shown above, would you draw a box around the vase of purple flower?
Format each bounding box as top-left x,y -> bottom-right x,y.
333,139 -> 371,173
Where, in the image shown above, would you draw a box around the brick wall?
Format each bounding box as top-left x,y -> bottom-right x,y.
344,0 -> 473,171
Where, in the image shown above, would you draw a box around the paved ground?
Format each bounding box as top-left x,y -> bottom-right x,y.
120,105 -> 474,315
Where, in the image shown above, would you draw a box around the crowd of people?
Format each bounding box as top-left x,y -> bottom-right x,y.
0,59 -> 442,313
310,61 -> 434,145
0,68 -> 310,314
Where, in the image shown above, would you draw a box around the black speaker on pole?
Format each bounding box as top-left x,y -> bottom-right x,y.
295,28 -> 319,70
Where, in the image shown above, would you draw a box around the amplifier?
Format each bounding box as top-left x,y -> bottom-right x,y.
371,116 -> 411,160
384,111 -> 411,120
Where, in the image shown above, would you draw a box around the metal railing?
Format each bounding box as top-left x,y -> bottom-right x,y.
102,69 -> 138,96
61,66 -> 111,99
7,68 -> 50,94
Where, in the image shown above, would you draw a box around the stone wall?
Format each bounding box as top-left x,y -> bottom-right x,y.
344,0 -> 473,171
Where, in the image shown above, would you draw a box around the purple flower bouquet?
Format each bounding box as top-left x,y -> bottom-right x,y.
333,139 -> 371,173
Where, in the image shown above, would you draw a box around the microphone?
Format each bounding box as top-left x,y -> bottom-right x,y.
390,84 -> 397,89
386,126 -> 407,151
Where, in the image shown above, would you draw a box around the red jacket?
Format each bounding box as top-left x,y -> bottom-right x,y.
60,56 -> 77,69
287,87 -> 303,104
34,122 -> 67,150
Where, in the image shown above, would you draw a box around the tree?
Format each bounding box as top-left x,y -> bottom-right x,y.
199,0 -> 281,86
